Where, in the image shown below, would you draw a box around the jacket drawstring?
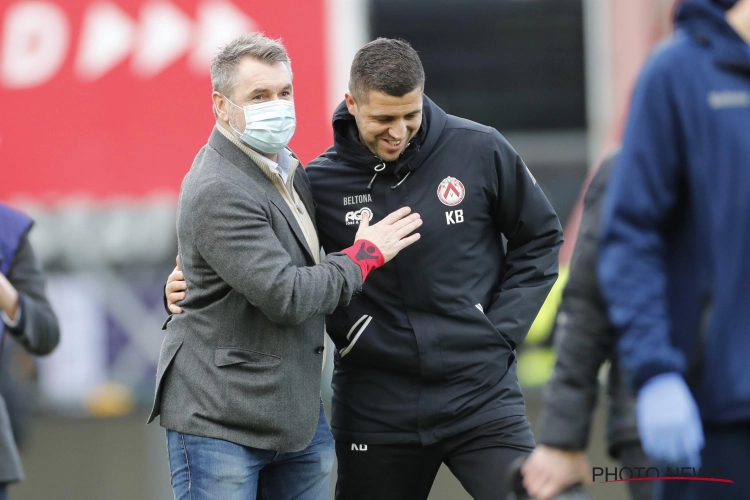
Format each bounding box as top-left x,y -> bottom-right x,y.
367,162 -> 386,191
391,143 -> 418,189
391,171 -> 411,189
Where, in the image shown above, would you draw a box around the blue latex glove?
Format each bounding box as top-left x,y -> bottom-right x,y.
636,372 -> 704,468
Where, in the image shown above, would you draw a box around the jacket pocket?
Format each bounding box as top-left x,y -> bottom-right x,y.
215,348 -> 282,367
338,315 -> 372,358
213,347 -> 285,432
327,306 -> 420,373
432,304 -> 513,380
472,304 -> 514,352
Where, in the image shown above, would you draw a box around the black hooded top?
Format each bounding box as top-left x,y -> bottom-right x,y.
306,95 -> 563,444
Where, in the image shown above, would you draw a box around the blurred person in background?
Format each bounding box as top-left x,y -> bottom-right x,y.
169,37 -> 562,500
0,202 -> 60,500
150,33 -> 421,500
598,0 -> 750,499
520,151 -> 652,500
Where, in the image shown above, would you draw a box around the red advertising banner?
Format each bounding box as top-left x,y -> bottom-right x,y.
0,0 -> 329,201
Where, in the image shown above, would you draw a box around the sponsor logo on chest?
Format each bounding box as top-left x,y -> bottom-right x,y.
708,90 -> 750,110
343,194 -> 373,206
345,207 -> 374,226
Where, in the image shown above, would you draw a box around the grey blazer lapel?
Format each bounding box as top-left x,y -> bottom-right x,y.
208,129 -> 316,265
266,196 -> 316,264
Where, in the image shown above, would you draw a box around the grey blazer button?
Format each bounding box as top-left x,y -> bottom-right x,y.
315,346 -> 325,354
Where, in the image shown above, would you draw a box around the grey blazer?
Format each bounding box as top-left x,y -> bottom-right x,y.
1,234 -> 60,483
148,128 -> 362,453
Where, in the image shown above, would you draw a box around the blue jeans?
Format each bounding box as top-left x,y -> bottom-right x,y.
166,403 -> 334,500
0,483 -> 7,500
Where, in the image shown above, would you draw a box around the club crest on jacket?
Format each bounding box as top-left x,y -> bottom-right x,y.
437,177 -> 465,206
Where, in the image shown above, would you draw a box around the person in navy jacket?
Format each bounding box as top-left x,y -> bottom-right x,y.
0,203 -> 60,499
598,1 -> 750,499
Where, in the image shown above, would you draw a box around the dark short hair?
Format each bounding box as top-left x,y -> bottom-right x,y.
349,38 -> 425,102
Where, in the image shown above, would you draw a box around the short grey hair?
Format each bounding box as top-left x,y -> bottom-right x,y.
211,33 -> 292,99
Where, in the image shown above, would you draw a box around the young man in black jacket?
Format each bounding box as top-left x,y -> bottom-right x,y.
307,38 -> 562,500
167,38 -> 562,500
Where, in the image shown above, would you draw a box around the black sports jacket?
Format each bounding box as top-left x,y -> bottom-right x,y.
538,152 -> 641,457
307,96 -> 563,445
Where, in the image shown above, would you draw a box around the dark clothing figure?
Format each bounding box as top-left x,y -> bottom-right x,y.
0,203 -> 60,489
538,153 -> 652,500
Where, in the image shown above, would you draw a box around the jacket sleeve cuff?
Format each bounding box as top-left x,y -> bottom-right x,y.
631,357 -> 686,391
537,417 -> 591,451
161,284 -> 174,330
537,389 -> 595,451
341,240 -> 385,281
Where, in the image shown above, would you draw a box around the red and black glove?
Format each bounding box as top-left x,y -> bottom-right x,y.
341,240 -> 385,281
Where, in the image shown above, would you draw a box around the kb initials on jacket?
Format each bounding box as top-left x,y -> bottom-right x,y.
446,209 -> 464,225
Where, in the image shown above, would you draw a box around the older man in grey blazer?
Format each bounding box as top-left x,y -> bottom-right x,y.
149,34 -> 421,500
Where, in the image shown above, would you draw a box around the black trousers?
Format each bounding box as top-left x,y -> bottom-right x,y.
335,415 -> 535,500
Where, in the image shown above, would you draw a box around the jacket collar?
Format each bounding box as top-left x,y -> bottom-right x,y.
207,127 -> 317,264
330,94 -> 448,177
676,0 -> 750,74
213,123 -> 299,188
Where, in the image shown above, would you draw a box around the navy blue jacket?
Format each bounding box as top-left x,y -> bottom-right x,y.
0,204 -> 59,483
599,0 -> 750,424
307,96 -> 562,445
0,204 -> 32,276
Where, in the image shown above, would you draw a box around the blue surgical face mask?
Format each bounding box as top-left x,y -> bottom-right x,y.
224,97 -> 296,154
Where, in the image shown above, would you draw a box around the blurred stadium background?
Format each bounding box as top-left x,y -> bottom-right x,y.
1,0 -> 676,498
